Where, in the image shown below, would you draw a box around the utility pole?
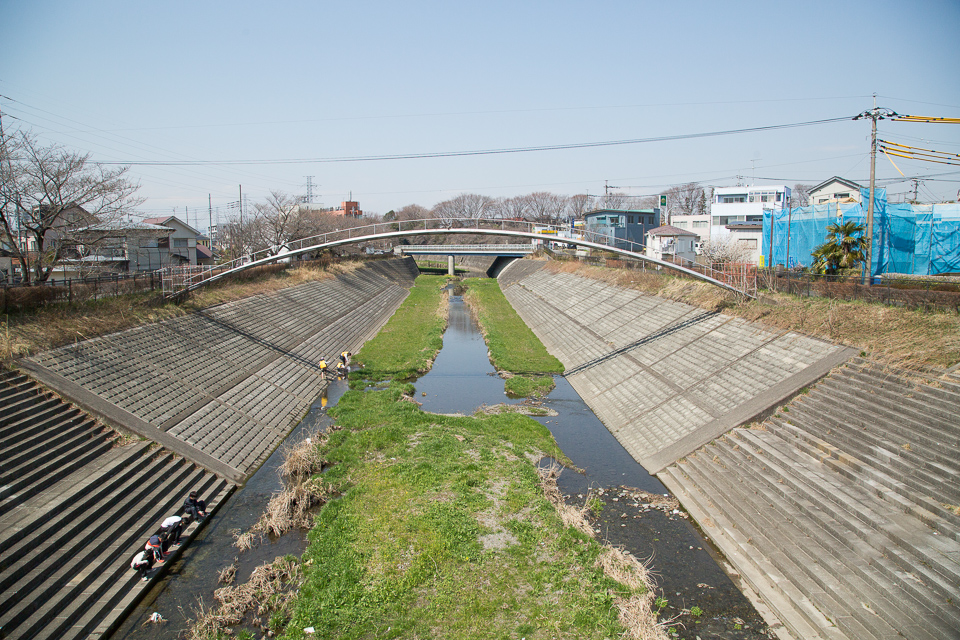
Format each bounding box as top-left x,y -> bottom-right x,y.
853,97 -> 897,285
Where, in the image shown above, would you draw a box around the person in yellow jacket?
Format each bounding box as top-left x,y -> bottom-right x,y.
319,357 -> 329,378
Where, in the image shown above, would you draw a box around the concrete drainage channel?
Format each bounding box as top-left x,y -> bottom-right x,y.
110,379 -> 349,640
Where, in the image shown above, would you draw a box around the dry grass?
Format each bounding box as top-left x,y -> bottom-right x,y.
0,260 -> 357,360
537,462 -> 669,640
234,426 -> 339,549
186,555 -> 303,640
548,260 -> 960,370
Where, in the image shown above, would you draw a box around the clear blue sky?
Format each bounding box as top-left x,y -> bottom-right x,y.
2,0 -> 958,230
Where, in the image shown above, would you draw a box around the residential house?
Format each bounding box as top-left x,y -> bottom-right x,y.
724,222 -> 764,266
583,208 -> 661,251
809,176 -> 862,205
142,216 -> 200,266
645,225 -> 698,263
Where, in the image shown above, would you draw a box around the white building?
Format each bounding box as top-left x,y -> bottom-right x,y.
709,184 -> 790,238
668,213 -> 711,241
645,225 -> 698,263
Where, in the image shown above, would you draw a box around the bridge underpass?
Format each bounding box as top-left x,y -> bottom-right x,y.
396,244 -> 534,275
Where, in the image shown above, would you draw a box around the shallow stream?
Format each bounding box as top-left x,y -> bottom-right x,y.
416,288 -> 774,639
112,284 -> 773,640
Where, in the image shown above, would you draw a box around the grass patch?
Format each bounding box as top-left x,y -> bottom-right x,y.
350,275 -> 449,383
504,374 -> 556,398
285,383 -> 655,639
461,278 -> 563,397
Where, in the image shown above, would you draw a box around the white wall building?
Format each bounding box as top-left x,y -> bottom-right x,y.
709,184 -> 790,238
645,225 -> 698,263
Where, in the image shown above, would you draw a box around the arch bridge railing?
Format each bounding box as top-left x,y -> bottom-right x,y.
161,218 -> 756,298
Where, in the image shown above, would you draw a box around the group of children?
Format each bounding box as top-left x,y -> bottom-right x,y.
318,351 -> 352,379
130,491 -> 208,581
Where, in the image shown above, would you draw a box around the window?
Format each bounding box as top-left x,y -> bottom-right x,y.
173,238 -> 188,248
609,216 -> 619,225
139,238 -> 158,248
692,221 -> 707,228
835,192 -> 850,199
674,221 -> 686,228
738,239 -> 758,249
628,215 -> 635,224
719,195 -> 746,203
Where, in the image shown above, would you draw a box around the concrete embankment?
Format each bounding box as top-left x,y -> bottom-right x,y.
0,257 -> 419,640
498,259 -> 960,640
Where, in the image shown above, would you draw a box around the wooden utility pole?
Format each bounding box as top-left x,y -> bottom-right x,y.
854,98 -> 897,285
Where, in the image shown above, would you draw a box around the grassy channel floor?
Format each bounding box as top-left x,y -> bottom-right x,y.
282,275 -> 658,639
461,278 -> 564,397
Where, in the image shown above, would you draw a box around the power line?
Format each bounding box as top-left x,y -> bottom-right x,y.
95,116 -> 854,166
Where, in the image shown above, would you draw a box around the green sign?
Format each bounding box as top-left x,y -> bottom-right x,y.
659,195 -> 667,207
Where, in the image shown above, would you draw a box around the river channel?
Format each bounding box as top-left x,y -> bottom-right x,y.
112,282 -> 773,640
417,287 -> 774,640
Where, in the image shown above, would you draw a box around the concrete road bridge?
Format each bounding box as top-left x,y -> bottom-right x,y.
163,218 -> 756,298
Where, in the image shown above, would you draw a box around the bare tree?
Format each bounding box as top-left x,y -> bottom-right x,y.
431,193 -> 495,227
250,191 -> 309,255
791,184 -> 812,208
566,193 -> 591,219
499,195 -> 530,221
0,131 -> 142,283
665,182 -> 709,219
600,191 -> 631,211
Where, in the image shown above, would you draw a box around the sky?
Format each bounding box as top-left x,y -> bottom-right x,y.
2,0 -> 959,232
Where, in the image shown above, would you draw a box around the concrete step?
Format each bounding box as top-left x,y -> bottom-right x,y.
825,368 -> 960,440
0,410 -> 88,459
769,416 -> 960,541
24,474 -> 226,639
671,450 -> 862,639
783,396 -> 960,505
704,435 -> 952,640
725,430 -> 960,634
0,456 -> 202,635
0,398 -> 72,438
842,360 -> 960,428
0,429 -> 115,513
814,374 -> 960,453
661,463 -> 846,640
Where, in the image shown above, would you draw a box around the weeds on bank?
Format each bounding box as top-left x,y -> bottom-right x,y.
547,261 -> 960,369
0,260 -> 354,360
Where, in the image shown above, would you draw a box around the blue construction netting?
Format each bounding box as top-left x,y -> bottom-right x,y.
763,188 -> 960,276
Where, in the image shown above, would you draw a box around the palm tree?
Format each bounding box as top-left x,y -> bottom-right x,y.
811,221 -> 867,274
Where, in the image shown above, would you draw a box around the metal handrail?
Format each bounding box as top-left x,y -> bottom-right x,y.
161,218 -> 755,298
